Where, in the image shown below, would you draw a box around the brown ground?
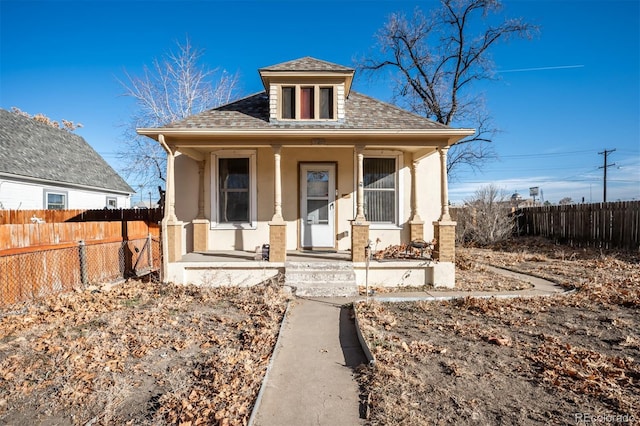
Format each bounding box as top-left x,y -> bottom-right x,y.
0,279 -> 287,425
356,237 -> 640,425
2,238 -> 639,425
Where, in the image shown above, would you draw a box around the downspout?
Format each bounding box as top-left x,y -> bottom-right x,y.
157,134 -> 171,283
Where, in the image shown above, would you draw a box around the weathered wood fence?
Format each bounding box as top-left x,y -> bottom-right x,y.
516,201 -> 640,250
0,209 -> 162,307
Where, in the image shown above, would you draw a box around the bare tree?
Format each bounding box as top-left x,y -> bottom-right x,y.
558,197 -> 573,205
360,0 -> 538,178
456,184 -> 515,245
118,37 -> 239,190
11,107 -> 82,132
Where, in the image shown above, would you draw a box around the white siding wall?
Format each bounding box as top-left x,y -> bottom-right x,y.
269,84 -> 278,122
0,178 -> 131,210
336,83 -> 345,120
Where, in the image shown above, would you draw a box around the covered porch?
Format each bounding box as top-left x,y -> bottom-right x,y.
159,138 -> 460,260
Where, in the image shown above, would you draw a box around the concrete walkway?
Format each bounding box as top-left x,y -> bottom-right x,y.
252,297 -> 366,426
373,265 -> 568,302
251,266 -> 567,425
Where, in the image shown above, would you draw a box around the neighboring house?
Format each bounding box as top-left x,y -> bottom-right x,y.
138,57 -> 474,288
0,109 -> 134,210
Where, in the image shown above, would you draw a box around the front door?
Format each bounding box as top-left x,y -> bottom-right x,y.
300,163 -> 336,249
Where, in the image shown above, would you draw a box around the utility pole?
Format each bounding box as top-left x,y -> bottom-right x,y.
598,148 -> 616,202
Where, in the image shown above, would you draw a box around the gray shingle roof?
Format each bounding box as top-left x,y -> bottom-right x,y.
162,91 -> 449,130
0,109 -> 133,193
259,56 -> 354,73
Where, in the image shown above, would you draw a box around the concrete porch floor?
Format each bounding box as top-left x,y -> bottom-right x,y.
170,250 -> 452,288
180,250 -> 352,263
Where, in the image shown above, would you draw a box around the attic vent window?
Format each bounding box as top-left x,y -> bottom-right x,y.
282,87 -> 295,119
279,85 -> 335,120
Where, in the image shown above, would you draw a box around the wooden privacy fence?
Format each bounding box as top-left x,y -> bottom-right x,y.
0,210 -> 161,307
0,208 -> 162,225
516,201 -> 640,250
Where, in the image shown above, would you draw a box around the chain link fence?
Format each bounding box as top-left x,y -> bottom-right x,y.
0,236 -> 161,308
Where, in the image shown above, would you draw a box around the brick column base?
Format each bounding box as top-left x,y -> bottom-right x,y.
351,221 -> 370,262
192,219 -> 210,252
409,220 -> 425,242
433,220 -> 457,263
269,222 -> 287,262
165,221 -> 183,263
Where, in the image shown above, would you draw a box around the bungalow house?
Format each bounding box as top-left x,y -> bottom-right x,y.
0,109 -> 134,210
138,57 -> 474,292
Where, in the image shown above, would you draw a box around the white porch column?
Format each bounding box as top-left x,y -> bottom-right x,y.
163,136 -> 178,223
193,159 -> 210,252
409,156 -> 425,242
438,146 -> 451,221
196,160 -> 205,219
351,145 -> 369,262
269,145 -> 286,262
271,145 -> 284,223
410,157 -> 422,222
355,145 -> 366,222
158,134 -> 182,266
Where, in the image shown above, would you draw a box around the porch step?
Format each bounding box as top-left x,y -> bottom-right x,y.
284,261 -> 358,297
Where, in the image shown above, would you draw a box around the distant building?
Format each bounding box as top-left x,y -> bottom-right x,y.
0,109 -> 134,210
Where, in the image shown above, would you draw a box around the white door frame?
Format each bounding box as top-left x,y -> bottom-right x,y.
299,163 -> 336,249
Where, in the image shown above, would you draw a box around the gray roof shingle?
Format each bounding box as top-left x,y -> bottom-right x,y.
259,56 -> 354,73
162,91 -> 449,130
0,109 -> 133,193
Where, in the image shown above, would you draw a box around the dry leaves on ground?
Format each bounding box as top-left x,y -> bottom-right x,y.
0,278 -> 287,425
356,237 -> 640,425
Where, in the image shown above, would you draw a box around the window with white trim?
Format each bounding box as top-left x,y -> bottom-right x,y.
106,197 -> 117,209
211,151 -> 257,228
45,191 -> 67,210
280,85 -> 335,120
362,152 -> 403,226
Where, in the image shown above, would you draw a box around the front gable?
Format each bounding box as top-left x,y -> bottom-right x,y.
259,57 -> 354,123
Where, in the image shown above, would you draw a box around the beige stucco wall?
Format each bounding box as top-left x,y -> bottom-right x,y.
173,146 -> 443,253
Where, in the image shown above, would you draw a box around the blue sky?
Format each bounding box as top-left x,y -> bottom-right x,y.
1,0 -> 638,204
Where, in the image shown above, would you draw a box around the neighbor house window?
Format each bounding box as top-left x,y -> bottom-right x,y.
363,158 -> 396,223
46,191 -> 67,210
212,151 -> 257,228
280,85 -> 335,120
106,197 -> 117,209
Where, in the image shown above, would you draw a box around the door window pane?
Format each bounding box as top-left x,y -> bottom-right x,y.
307,200 -> 328,223
307,171 -> 329,197
219,158 -> 250,223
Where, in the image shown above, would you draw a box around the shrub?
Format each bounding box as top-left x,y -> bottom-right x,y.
455,184 -> 515,245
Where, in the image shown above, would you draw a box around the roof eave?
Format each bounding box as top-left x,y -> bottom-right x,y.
137,127 -> 475,144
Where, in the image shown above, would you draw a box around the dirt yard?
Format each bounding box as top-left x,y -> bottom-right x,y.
356,238 -> 640,425
0,279 -> 287,425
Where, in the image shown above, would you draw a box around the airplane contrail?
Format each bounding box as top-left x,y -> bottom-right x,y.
497,65 -> 585,73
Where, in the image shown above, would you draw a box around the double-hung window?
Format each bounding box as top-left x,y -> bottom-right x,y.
106,197 -> 117,209
363,155 -> 401,225
45,191 -> 67,210
280,85 -> 335,120
212,151 -> 257,228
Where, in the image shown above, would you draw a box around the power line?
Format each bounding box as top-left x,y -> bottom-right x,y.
598,148 -> 616,202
